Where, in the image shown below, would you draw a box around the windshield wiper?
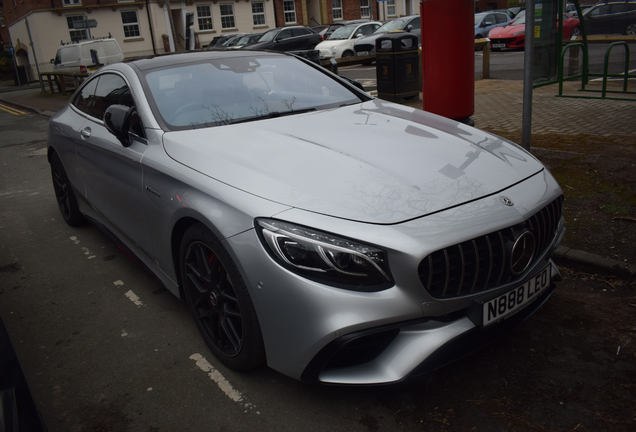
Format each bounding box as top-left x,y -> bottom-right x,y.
228,107 -> 317,125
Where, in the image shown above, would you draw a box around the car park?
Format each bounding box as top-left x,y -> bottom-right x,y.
47,50 -> 565,385
489,12 -> 581,50
205,33 -> 246,50
318,19 -> 371,40
246,26 -> 321,52
474,11 -> 512,39
227,33 -> 263,50
315,21 -> 381,59
354,15 -> 421,56
581,1 -> 636,35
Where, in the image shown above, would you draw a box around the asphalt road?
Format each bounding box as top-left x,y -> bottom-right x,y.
0,101 -> 634,431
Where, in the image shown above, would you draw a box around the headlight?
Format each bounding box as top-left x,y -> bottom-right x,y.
330,46 -> 337,54
512,30 -> 525,36
255,218 -> 393,291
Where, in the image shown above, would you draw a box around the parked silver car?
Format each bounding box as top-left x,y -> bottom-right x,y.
47,51 -> 565,384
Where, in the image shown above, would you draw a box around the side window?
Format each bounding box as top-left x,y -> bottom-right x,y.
484,14 -> 495,25
277,29 -> 292,40
409,18 -> 421,29
72,76 -> 99,116
92,74 -> 134,121
609,4 -> 627,13
291,28 -> 309,37
495,14 -> 508,24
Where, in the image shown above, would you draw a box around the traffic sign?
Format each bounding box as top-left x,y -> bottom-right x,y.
8,47 -> 15,55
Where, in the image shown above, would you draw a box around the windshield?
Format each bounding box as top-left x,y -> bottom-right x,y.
145,56 -> 364,129
376,19 -> 407,33
474,14 -> 486,26
329,25 -> 356,40
258,30 -> 277,43
512,10 -> 526,24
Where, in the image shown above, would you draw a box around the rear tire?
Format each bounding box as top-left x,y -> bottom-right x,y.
50,152 -> 85,226
570,26 -> 581,39
626,23 -> 636,36
180,223 -> 265,371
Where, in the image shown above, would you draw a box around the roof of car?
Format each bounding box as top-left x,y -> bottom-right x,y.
123,50 -> 283,71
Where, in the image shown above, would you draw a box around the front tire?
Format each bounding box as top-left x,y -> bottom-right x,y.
342,50 -> 354,58
50,152 -> 84,226
180,223 -> 265,371
570,26 -> 581,39
626,23 -> 636,36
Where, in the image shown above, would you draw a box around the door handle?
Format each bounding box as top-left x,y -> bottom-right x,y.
80,128 -> 91,139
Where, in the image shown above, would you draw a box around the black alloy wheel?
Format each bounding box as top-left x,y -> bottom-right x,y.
50,152 -> 84,226
180,223 -> 265,370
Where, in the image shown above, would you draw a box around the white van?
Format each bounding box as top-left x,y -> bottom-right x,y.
52,38 -> 124,75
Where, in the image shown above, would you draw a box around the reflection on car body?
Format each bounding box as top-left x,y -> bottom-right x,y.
47,51 -> 565,385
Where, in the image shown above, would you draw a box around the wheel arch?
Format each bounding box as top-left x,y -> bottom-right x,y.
170,216 -> 204,300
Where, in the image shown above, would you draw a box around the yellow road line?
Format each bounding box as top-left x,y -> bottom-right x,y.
0,103 -> 27,115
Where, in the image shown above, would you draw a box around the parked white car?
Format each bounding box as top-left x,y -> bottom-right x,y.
316,22 -> 381,59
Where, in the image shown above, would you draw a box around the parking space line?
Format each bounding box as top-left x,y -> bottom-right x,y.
189,353 -> 258,413
0,103 -> 27,116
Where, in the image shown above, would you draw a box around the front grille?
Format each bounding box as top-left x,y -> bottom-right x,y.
418,196 -> 564,299
491,38 -> 516,44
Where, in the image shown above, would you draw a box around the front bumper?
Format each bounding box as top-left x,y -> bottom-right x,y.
302,265 -> 558,384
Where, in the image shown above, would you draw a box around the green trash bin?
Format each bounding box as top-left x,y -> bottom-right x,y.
375,32 -> 420,102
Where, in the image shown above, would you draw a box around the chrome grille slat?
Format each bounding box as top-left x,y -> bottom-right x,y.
418,196 -> 564,299
470,240 -> 480,293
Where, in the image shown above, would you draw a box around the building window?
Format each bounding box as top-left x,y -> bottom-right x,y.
197,5 -> 213,31
63,0 -> 82,6
121,11 -> 141,38
0,14 -> 4,27
67,15 -> 87,42
252,2 -> 265,26
283,0 -> 296,24
387,0 -> 396,16
220,3 -> 236,29
332,0 -> 343,20
360,0 -> 370,18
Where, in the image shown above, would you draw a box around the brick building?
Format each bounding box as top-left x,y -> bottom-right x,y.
474,0 -> 510,13
0,0 -> 417,81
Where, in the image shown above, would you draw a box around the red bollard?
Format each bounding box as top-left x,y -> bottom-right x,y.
420,0 -> 475,123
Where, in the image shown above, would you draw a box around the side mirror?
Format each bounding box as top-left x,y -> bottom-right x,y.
104,104 -> 134,147
355,33 -> 364,38
483,21 -> 493,27
406,25 -> 413,32
50,59 -> 55,64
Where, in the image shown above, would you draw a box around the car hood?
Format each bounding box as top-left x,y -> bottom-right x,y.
489,24 -> 524,37
162,100 -> 543,224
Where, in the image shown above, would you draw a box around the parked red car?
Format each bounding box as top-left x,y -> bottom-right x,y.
488,12 -> 581,50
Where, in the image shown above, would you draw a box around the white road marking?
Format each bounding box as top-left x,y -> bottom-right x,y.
70,236 -> 80,244
113,280 -> 124,287
189,353 -> 255,410
124,290 -> 145,307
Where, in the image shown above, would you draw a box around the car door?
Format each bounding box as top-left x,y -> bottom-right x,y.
406,17 -> 422,44
584,4 -> 611,34
291,27 -> 316,50
73,72 -> 151,251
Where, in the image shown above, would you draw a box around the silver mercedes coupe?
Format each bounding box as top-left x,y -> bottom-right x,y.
47,50 -> 565,384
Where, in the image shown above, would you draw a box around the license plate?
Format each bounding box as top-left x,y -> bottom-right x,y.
482,264 -> 551,327
87,66 -> 98,71
358,51 -> 369,56
492,43 -> 506,48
